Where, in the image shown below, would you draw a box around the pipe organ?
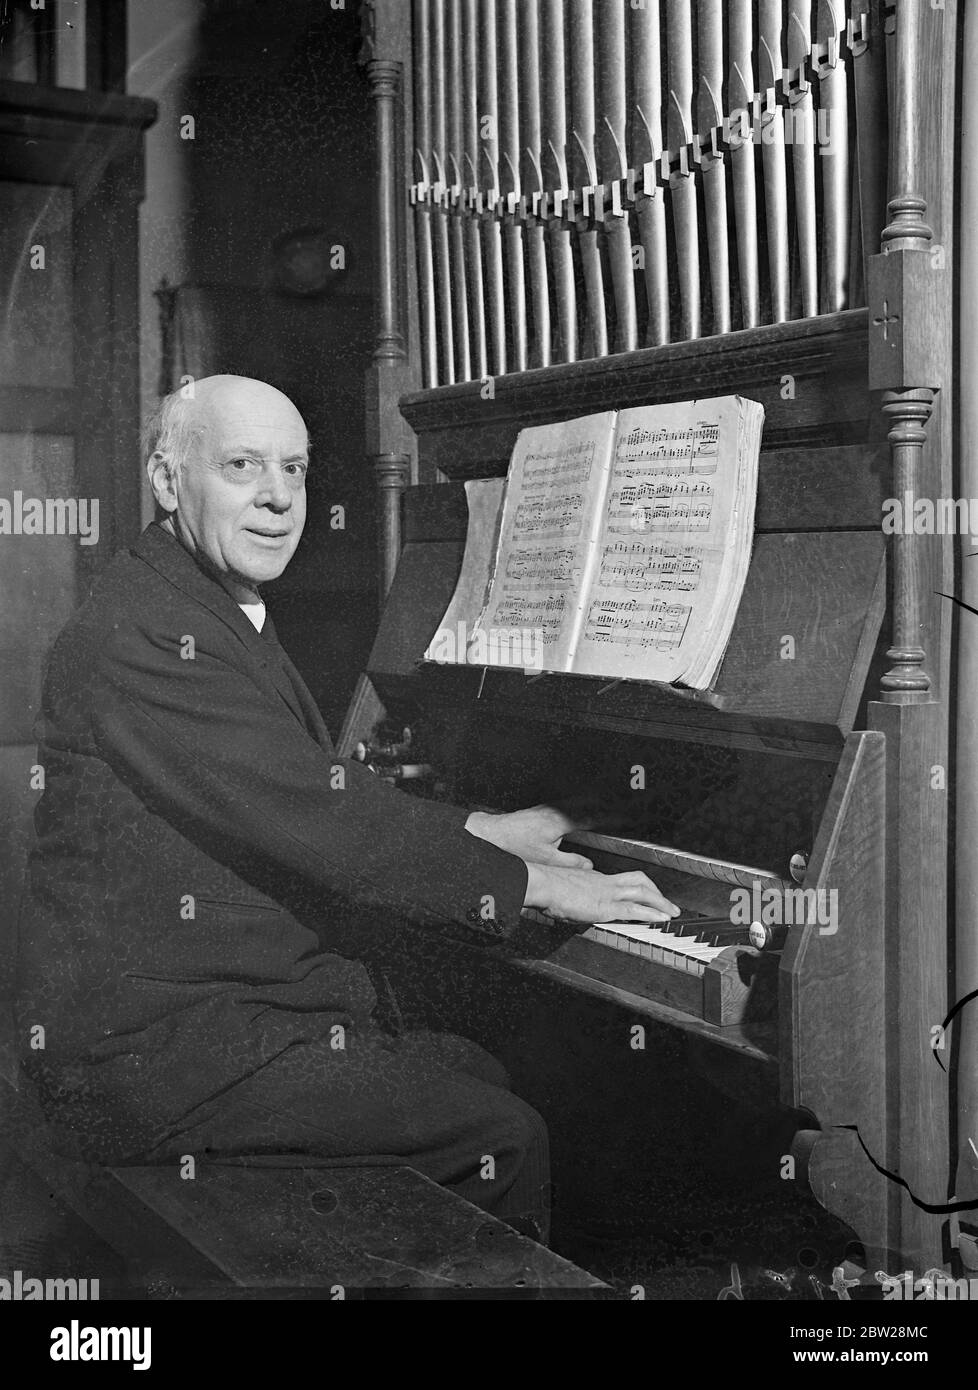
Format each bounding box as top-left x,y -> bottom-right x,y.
355,1 -> 972,1280
407,0 -> 878,385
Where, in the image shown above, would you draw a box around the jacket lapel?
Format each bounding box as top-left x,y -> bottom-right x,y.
260,611 -> 333,748
132,524 -> 331,748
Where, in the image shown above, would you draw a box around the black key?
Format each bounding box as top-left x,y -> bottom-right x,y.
696,924 -> 752,947
660,914 -> 703,935
670,915 -> 732,938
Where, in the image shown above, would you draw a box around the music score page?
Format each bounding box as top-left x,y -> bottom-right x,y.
571,397 -> 760,686
428,395 -> 762,689
469,412 -> 617,672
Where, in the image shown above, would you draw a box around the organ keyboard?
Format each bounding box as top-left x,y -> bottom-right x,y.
516,834 -> 792,1026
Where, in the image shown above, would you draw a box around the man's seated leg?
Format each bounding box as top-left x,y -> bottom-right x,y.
136,1030 -> 551,1243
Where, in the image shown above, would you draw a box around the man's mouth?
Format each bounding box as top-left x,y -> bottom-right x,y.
246,528 -> 292,539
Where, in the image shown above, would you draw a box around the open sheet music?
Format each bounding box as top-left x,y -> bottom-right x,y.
425,395 -> 763,690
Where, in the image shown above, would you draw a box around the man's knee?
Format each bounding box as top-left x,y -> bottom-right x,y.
478,1090 -> 549,1180
395,1030 -> 511,1090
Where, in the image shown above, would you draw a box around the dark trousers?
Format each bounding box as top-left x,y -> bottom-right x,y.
137,1030 -> 551,1243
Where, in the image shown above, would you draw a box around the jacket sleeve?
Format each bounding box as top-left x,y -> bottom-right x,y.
86,616 -> 528,937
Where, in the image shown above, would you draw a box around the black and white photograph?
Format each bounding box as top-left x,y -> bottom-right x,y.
0,0 -> 975,1357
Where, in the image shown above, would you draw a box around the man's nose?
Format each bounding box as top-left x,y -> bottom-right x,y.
256,467 -> 293,510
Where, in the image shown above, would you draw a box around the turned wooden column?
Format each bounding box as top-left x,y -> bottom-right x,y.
361,11 -> 415,605
954,0 -> 978,1263
366,55 -> 411,601
878,384 -> 934,700
868,3 -> 941,702
368,57 -> 406,368
374,451 -> 411,601
865,0 -> 953,1271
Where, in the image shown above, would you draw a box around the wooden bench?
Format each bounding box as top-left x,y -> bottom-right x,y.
0,1069 -> 606,1299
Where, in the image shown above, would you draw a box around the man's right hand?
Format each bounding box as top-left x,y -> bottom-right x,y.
523,862 -> 679,925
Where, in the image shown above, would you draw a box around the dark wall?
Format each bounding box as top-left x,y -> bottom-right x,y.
180,0 -> 378,734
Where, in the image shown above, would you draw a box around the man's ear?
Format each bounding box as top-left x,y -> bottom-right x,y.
147,452 -> 178,513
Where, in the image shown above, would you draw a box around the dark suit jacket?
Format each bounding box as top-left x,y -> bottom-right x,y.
15,522 -> 527,1160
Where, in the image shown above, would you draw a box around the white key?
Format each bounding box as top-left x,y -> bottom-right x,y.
589,922 -> 727,970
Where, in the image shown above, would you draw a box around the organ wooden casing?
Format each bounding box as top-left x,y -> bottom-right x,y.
352,0 -> 968,1276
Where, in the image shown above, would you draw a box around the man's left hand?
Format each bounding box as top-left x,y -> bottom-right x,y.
465,805 -> 593,868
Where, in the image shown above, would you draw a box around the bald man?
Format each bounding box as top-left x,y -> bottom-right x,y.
15,377 -> 675,1245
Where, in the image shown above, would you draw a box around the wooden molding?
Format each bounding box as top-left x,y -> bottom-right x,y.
400,311 -> 873,478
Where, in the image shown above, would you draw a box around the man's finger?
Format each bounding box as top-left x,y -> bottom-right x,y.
610,872 -> 679,916
551,851 -> 593,869
603,901 -> 674,924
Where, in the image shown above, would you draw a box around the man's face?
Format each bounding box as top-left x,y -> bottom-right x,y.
170,382 -> 309,594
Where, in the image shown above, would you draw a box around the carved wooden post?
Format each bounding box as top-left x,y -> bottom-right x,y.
877,385 -> 934,699
369,56 -> 406,369
866,0 -> 950,1269
374,450 -> 411,601
954,0 -> 978,1267
361,6 -> 414,606
868,0 -> 941,701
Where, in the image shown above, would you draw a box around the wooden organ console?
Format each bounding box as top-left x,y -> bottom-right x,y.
350,0 -> 974,1276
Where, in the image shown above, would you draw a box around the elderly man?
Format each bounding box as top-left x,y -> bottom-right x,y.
16,376 -> 674,1240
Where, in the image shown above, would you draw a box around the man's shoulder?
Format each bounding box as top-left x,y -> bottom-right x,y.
77,537 -> 187,622
55,528 -> 223,663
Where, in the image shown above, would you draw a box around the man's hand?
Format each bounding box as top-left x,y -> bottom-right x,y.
465,805 -> 594,869
523,863 -> 679,925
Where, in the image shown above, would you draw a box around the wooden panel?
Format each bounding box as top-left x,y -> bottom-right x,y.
0,434 -> 80,744
402,481 -> 470,543
369,536 -> 466,679
549,933 -> 706,1016
755,445 -> 890,531
76,156 -> 142,556
403,441 -> 891,539
107,1162 -> 604,1294
369,528 -> 887,744
711,533 -> 885,728
701,944 -> 778,1027
546,934 -> 777,1028
779,730 -> 890,1259
507,957 -> 778,1063
0,81 -> 155,573
0,80 -> 155,139
402,311 -> 873,482
0,181 -> 74,387
870,698 -> 949,1269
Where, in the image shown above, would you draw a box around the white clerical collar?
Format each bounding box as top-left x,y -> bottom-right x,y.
239,598 -> 267,632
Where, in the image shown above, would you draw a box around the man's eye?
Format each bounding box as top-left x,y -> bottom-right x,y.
285,463 -> 307,478
227,458 -> 256,472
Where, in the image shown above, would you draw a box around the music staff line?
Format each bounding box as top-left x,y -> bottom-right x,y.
584,597 -> 693,653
